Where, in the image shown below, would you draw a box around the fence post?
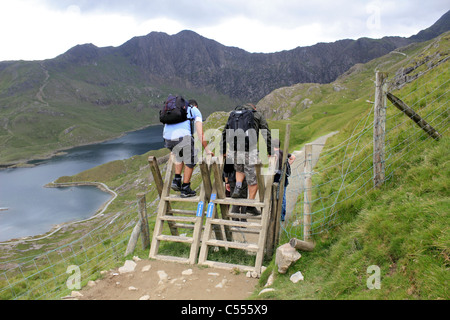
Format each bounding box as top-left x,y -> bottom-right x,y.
137,192 -> 150,250
373,71 -> 387,188
303,144 -> 313,241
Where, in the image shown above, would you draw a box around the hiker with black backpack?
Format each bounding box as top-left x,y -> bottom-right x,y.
161,95 -> 213,198
221,103 -> 272,215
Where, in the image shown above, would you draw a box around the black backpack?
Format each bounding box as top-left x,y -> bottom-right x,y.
225,106 -> 256,151
159,95 -> 189,124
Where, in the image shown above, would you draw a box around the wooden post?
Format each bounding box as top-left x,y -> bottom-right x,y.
274,123 -> 291,247
373,71 -> 387,188
125,220 -> 141,256
289,238 -> 315,252
386,92 -> 442,140
303,144 -> 313,241
148,156 -> 178,236
137,193 -> 150,250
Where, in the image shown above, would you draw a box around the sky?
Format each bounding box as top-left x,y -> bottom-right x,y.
0,0 -> 448,61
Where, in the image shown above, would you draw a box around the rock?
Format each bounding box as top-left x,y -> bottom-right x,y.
157,270 -> 169,283
264,272 -> 275,287
290,271 -> 304,283
118,260 -> 137,274
139,295 -> 150,300
182,269 -> 193,276
71,291 -> 83,298
132,256 -> 141,262
208,272 -> 220,277
246,271 -> 252,278
87,280 -> 96,287
128,286 -> 138,291
215,279 -> 228,289
141,265 -> 151,272
258,288 -> 275,296
275,243 -> 301,274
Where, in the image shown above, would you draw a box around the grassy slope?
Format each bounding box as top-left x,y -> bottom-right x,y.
0,54 -> 235,165
57,32 -> 449,300
1,33 -> 447,300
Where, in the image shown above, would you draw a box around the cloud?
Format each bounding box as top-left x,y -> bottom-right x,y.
0,0 -> 448,60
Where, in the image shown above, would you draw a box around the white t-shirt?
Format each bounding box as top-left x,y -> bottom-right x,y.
163,106 -> 202,140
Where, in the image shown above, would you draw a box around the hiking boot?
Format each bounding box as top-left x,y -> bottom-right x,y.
171,177 -> 182,192
180,183 -> 196,198
245,206 -> 261,216
231,186 -> 247,199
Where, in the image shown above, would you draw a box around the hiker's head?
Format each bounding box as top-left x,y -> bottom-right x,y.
189,99 -> 198,108
272,139 -> 280,149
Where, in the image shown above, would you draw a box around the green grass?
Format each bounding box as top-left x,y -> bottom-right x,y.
1,32 -> 448,300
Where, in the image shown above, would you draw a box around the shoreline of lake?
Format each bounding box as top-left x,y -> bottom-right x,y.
0,123 -> 159,169
0,181 -> 118,245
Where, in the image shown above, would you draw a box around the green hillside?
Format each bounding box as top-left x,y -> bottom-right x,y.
0,32 -> 448,300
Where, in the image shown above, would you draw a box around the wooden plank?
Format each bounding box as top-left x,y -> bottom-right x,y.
274,123 -> 290,248
163,195 -> 201,202
289,238 -> 316,251
255,160 -> 265,202
201,261 -> 256,273
254,156 -> 277,274
214,198 -> 265,207
137,193 -> 150,250
149,154 -> 175,259
206,239 -> 259,252
209,219 -> 262,229
148,155 -> 178,236
156,235 -> 194,244
227,213 -> 261,220
387,92 -> 442,140
166,209 -> 197,216
152,255 -> 190,264
160,215 -> 197,223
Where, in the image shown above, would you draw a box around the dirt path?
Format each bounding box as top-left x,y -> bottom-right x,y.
77,258 -> 259,300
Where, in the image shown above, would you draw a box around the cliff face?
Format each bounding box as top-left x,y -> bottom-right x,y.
38,10 -> 449,103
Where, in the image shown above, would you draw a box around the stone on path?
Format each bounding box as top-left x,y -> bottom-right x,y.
118,260 -> 137,274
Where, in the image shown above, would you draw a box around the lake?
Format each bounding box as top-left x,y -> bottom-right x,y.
0,125 -> 164,242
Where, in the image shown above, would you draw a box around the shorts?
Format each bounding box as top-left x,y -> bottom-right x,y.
165,135 -> 197,169
229,150 -> 258,186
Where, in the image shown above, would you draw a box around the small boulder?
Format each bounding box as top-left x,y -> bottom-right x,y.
275,243 -> 301,274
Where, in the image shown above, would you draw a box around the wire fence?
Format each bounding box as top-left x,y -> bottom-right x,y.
281,64 -> 449,241
1,46 -> 448,300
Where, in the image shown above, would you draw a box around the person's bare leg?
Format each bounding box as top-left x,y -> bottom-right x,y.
175,162 -> 184,175
235,171 -> 245,183
183,165 -> 194,184
248,184 -> 258,200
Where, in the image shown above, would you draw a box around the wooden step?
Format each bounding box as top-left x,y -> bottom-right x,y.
209,219 -> 262,229
201,260 -> 256,273
230,227 -> 260,234
214,198 -> 265,207
152,255 -> 190,264
205,239 -> 259,252
160,215 -> 197,223
227,213 -> 262,220
167,209 -> 197,216
156,234 -> 194,244
163,195 -> 201,203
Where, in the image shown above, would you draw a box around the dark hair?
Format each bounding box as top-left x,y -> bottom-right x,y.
189,99 -> 198,107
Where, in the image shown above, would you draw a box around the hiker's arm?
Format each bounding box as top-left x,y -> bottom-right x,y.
195,121 -> 214,155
